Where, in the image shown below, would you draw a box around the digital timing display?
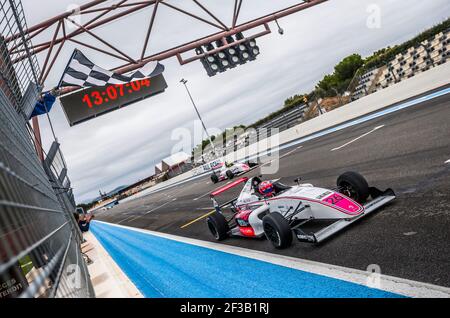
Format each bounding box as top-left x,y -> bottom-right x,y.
59,73 -> 167,126
81,78 -> 150,107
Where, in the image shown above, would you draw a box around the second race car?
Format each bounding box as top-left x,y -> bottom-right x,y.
210,161 -> 256,183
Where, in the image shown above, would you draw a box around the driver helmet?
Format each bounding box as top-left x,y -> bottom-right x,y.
258,181 -> 275,197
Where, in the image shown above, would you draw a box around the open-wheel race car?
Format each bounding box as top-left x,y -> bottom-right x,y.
206,171 -> 395,248
210,161 -> 257,184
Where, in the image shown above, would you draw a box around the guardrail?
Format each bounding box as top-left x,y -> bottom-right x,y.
258,105 -> 307,130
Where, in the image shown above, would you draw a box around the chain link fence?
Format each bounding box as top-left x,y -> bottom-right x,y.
1,0 -> 94,298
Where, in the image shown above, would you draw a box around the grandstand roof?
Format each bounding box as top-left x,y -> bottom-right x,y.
155,163 -> 163,174
161,152 -> 190,169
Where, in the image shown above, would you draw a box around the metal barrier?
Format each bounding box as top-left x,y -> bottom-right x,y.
258,105 -> 307,130
0,0 -> 94,298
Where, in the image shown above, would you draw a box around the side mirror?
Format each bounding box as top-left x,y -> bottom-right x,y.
294,177 -> 302,185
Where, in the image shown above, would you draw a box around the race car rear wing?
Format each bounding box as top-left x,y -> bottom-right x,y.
210,177 -> 248,213
210,177 -> 248,197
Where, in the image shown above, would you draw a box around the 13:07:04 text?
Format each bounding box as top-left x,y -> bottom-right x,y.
81,79 -> 150,108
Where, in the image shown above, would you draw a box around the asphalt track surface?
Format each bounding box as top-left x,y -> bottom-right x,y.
96,90 -> 450,288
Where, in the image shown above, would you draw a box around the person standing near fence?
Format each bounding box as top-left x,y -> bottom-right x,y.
73,212 -> 95,233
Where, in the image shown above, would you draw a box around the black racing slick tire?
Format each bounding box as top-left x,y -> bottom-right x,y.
262,212 -> 293,249
226,170 -> 235,180
246,160 -> 259,168
211,173 -> 219,184
337,171 -> 370,204
207,213 -> 229,241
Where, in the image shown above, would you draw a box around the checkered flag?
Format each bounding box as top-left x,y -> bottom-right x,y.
58,49 -> 165,88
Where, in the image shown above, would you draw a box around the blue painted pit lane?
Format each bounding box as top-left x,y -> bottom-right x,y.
90,221 -> 404,298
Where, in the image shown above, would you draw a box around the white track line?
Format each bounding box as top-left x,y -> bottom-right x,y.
94,221 -> 450,298
122,181 -> 195,222
119,199 -> 176,223
445,159 -> 450,164
116,215 -> 135,225
193,192 -> 211,201
259,145 -> 303,167
331,125 -> 385,151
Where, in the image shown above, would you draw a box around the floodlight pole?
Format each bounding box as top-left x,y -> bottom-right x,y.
180,79 -> 217,156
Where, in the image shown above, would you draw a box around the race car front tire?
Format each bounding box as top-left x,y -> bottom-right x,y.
226,170 -> 235,179
211,173 -> 219,184
262,212 -> 293,249
207,213 -> 229,241
337,171 -> 369,204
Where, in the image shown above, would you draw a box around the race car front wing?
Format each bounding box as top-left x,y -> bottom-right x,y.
294,188 -> 396,243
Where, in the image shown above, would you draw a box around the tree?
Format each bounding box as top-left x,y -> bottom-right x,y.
334,54 -> 364,82
315,54 -> 363,96
284,94 -> 306,108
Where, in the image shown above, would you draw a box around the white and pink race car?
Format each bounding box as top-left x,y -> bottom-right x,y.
210,162 -> 255,184
207,171 -> 395,248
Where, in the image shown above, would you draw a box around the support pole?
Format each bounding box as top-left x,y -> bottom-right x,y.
32,117 -> 45,162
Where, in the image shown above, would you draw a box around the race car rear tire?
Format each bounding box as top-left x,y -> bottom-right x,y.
207,213 -> 229,241
246,160 -> 259,168
337,171 -> 369,204
262,212 -> 292,249
211,173 -> 219,184
226,170 -> 234,180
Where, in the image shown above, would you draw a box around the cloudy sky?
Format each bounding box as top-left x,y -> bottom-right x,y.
21,0 -> 449,203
